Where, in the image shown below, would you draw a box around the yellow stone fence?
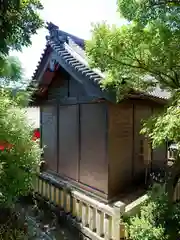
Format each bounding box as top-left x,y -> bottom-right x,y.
34,174 -> 127,240
33,173 -> 180,240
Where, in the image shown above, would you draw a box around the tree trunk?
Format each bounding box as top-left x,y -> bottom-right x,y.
166,155 -> 180,203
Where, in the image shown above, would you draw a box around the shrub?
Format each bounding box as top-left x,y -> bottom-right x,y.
127,201 -> 167,240
0,93 -> 42,207
0,224 -> 28,240
127,184 -> 180,240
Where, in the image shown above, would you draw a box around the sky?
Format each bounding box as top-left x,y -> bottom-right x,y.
12,0 -> 126,79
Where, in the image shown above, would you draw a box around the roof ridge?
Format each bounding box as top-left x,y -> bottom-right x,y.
64,42 -> 89,68
31,43 -> 51,80
65,38 -> 105,79
67,37 -> 86,60
47,22 -> 85,48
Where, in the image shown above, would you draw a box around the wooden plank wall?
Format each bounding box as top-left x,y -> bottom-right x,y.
41,102 -> 108,194
107,100 -> 167,198
108,102 -> 134,198
58,105 -> 79,180
41,105 -> 58,172
80,103 -> 108,193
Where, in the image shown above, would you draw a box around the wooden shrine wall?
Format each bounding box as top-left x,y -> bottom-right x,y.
107,102 -> 134,198
41,105 -> 58,172
107,99 -> 167,198
133,102 -> 152,179
41,102 -> 108,194
79,103 -> 108,193
58,105 -> 79,180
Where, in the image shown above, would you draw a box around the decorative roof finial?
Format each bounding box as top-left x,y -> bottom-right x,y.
46,22 -> 59,31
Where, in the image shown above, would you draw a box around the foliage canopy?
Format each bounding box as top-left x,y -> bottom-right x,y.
0,92 -> 41,206
127,184 -> 180,240
86,1 -> 180,98
0,0 -> 44,54
0,0 -> 43,207
86,0 -> 180,200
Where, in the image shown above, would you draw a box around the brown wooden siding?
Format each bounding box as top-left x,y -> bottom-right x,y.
107,102 -> 133,198
69,76 -> 86,98
107,99 -> 167,200
79,103 -> 108,193
41,105 -> 57,172
58,105 -> 79,180
48,73 -> 69,100
152,107 -> 167,168
47,70 -> 87,102
133,103 -> 152,179
40,96 -> 167,201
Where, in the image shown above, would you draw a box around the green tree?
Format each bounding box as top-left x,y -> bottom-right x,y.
86,0 -> 180,201
0,0 -> 43,207
127,184 -> 180,240
0,0 -> 44,54
0,0 -> 20,12
0,53 -> 40,207
0,52 -> 35,106
0,91 -> 41,206
0,54 -> 40,206
0,54 -> 23,84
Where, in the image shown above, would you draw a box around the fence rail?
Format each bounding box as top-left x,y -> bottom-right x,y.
34,174 -> 126,240
34,170 -> 180,240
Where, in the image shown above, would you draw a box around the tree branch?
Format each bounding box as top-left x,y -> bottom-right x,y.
103,52 -> 176,83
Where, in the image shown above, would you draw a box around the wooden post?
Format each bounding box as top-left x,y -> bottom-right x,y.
112,201 -> 125,240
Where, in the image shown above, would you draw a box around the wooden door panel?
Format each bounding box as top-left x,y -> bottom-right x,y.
41,105 -> 57,172
79,103 -> 108,193
58,105 -> 79,180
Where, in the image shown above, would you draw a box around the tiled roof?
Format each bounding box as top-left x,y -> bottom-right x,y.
31,44 -> 52,82
46,24 -> 103,84
47,22 -> 85,48
147,87 -> 171,99
35,22 -> 170,101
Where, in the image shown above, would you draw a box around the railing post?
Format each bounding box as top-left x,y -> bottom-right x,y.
112,201 -> 125,240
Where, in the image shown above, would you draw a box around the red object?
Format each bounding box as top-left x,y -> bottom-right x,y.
32,129 -> 40,141
0,145 -> 5,151
0,129 -> 40,151
34,129 -> 40,139
0,141 -> 13,151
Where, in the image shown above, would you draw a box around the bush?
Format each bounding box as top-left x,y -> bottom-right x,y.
127,201 -> 167,240
0,223 -> 28,240
127,184 -> 180,240
0,93 -> 41,207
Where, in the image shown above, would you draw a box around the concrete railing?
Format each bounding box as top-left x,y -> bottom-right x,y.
34,175 -> 126,240
71,190 -> 126,240
34,173 -> 180,239
124,194 -> 149,217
